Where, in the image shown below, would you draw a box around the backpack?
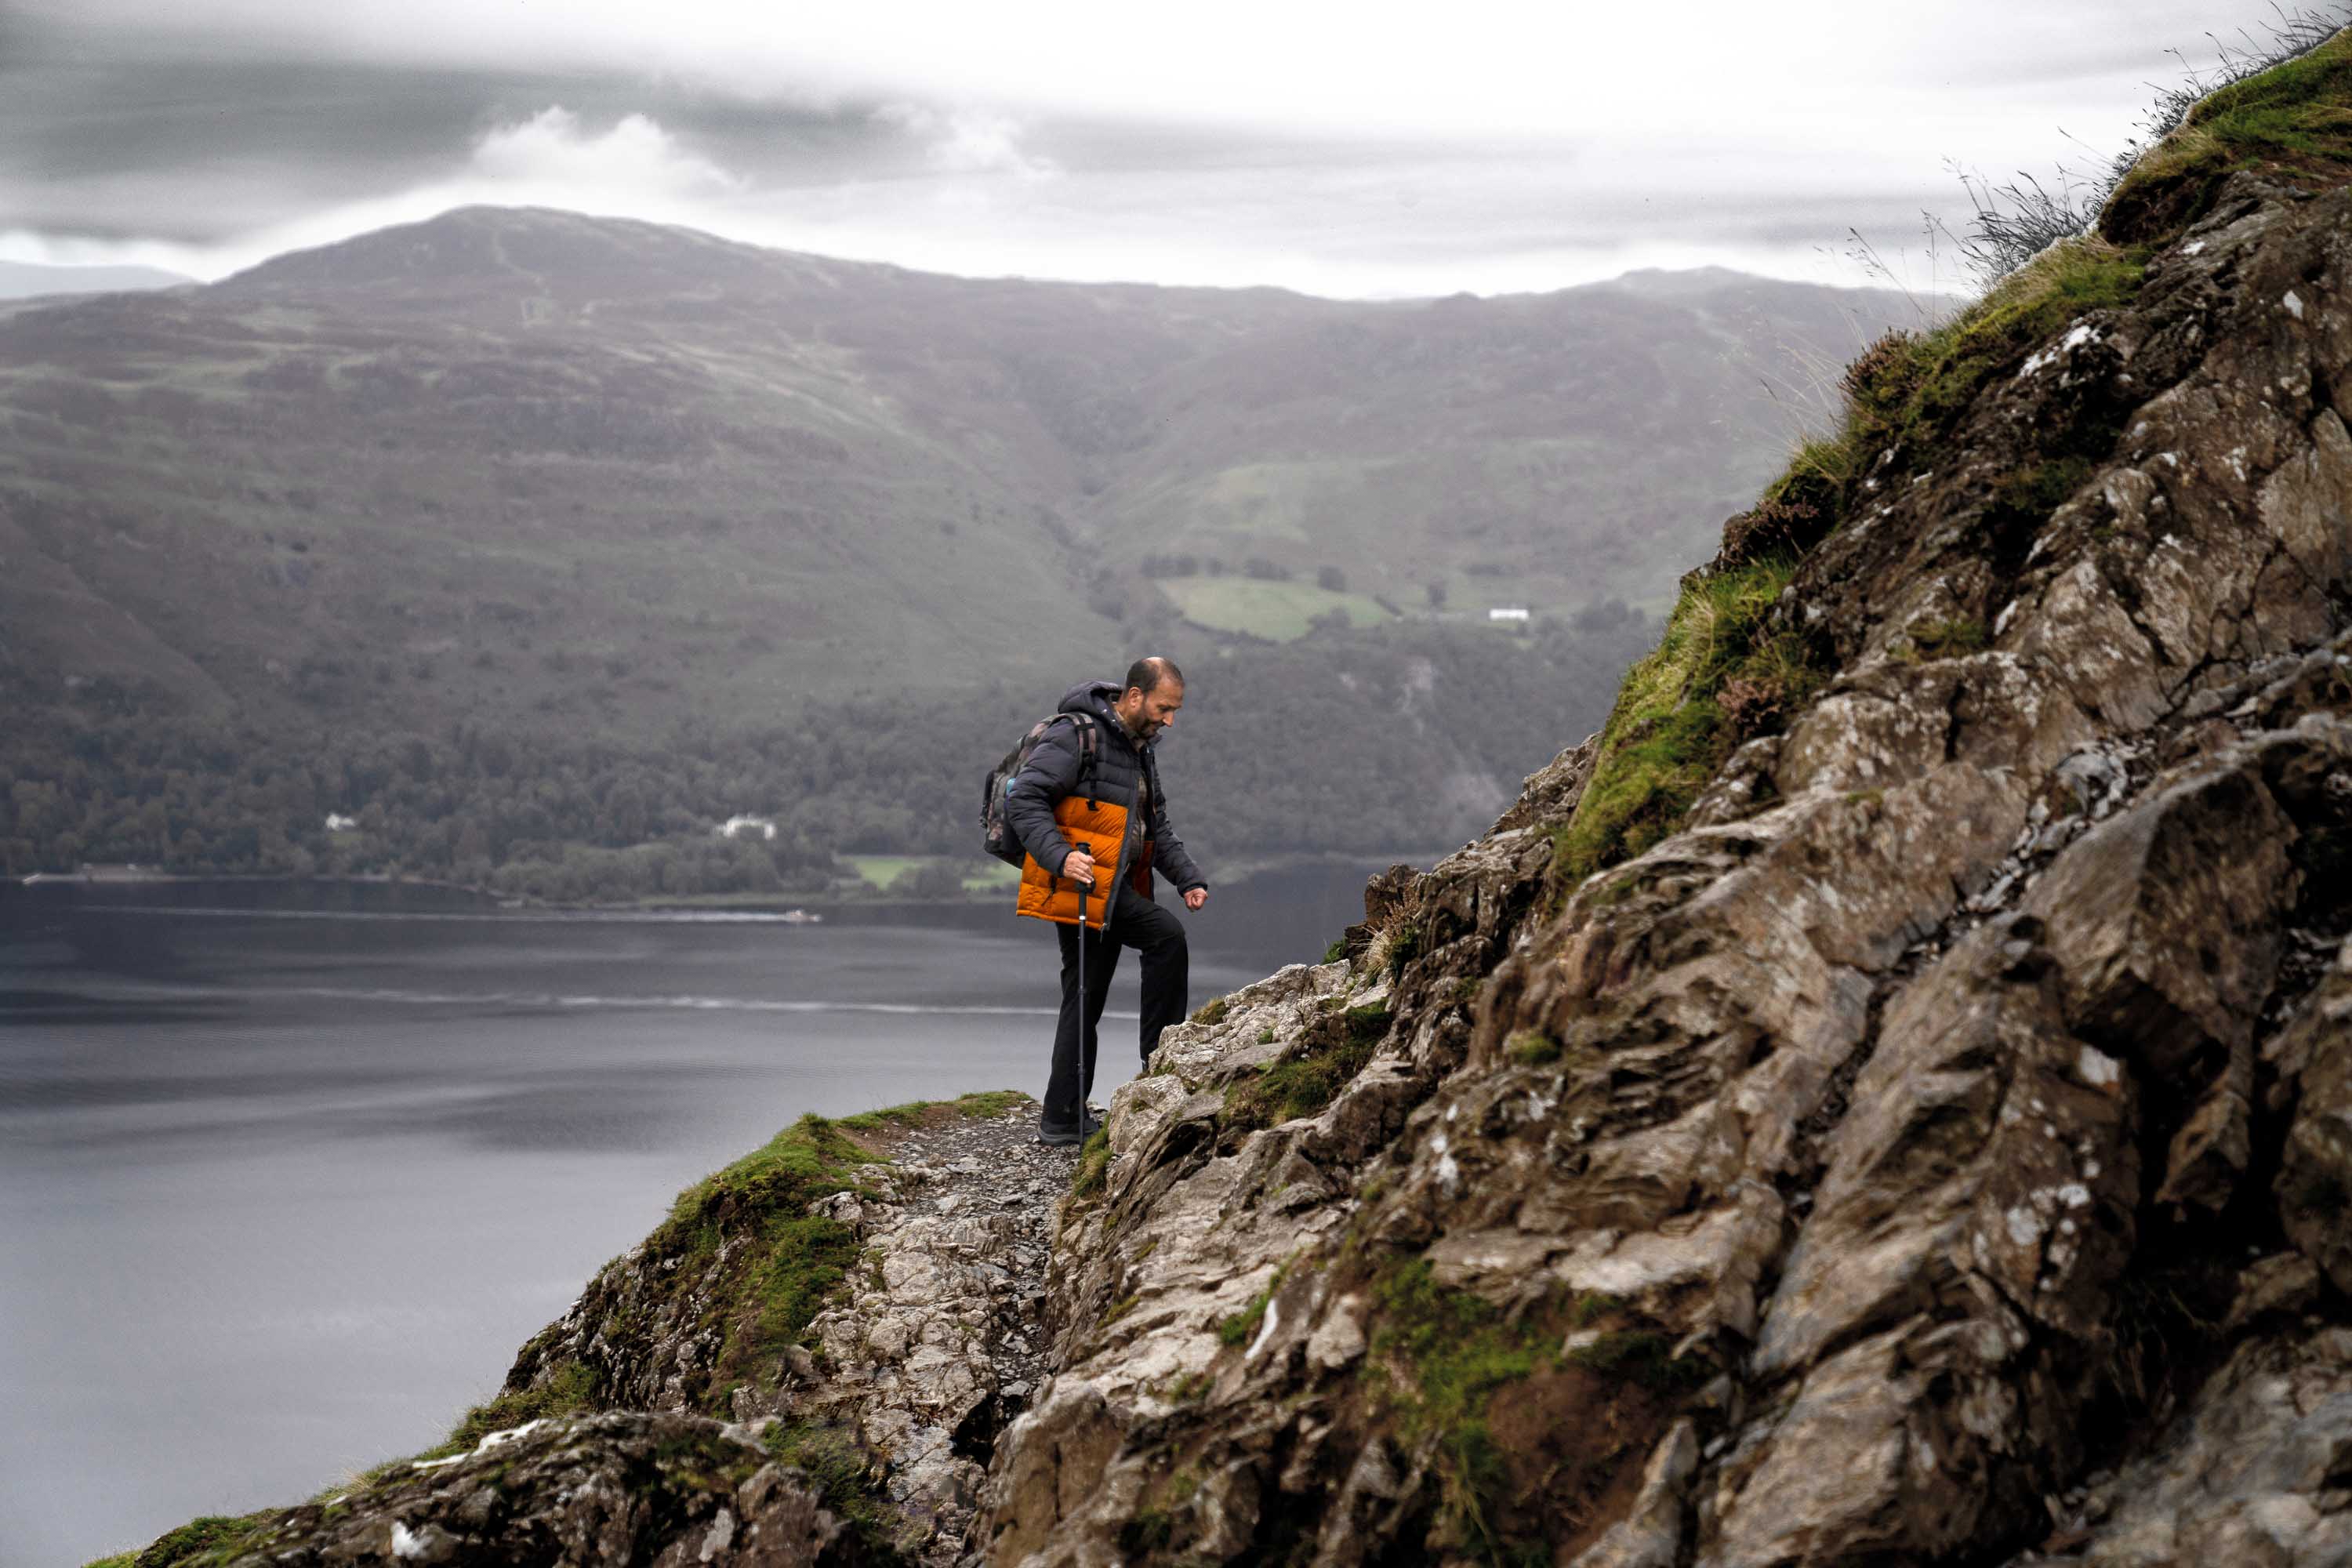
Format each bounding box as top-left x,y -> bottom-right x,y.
982,713 -> 1100,867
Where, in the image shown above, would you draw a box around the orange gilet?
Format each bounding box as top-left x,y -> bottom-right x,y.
1014,792 -> 1127,929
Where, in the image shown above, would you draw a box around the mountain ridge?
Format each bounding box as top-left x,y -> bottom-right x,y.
0,207 -> 1923,877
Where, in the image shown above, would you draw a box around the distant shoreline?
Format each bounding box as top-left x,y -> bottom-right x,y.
9,848 -> 1450,915
15,868 -> 487,895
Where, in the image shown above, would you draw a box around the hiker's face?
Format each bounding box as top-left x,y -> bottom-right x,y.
1122,681 -> 1183,741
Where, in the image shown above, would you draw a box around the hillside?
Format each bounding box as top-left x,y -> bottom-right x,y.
0,212 -> 1932,878
88,23 -> 2352,1568
0,209 -> 1922,709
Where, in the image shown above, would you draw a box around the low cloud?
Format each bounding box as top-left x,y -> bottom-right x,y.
0,104 -> 757,280
470,107 -> 746,195
876,103 -> 1058,180
461,105 -> 743,197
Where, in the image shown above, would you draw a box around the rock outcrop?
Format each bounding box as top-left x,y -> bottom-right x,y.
970,35 -> 2352,1568
132,1413 -> 876,1568
498,1102 -> 1076,1565
114,1098 -> 1073,1568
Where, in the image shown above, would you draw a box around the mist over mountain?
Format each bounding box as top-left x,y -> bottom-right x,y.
0,206 -> 1926,881
0,259 -> 195,300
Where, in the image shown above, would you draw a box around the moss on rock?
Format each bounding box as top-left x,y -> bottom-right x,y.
1222,1004 -> 1392,1132
1548,554 -> 1825,895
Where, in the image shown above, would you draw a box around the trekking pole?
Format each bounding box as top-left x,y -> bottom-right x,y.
1076,870 -> 1091,1138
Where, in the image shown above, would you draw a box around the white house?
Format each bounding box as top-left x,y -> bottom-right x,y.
718,815 -> 779,841
325,812 -> 359,831
1486,606 -> 1531,622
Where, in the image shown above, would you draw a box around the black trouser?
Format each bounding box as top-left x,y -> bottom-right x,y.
1043,883 -> 1188,1130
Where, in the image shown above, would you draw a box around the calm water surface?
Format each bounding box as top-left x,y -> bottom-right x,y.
0,860 -> 1420,1566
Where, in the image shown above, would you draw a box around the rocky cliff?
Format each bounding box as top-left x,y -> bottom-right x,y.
113,29 -> 2352,1568
973,31 -> 2352,1568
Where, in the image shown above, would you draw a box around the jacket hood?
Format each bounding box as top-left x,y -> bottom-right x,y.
1059,680 -> 1133,738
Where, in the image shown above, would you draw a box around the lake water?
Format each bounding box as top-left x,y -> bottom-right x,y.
0,858 -> 1425,1566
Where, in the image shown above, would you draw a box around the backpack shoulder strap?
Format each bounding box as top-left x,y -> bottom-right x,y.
1058,713 -> 1102,806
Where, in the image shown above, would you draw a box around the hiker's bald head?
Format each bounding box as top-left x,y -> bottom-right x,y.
1123,656 -> 1184,698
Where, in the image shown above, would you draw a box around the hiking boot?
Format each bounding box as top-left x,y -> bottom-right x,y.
1036,1118 -> 1085,1146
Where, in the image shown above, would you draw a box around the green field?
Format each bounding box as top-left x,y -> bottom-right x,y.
1161,578 -> 1403,641
844,854 -> 1020,893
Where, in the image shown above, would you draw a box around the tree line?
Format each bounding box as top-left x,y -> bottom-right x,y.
1,613 -> 1653,900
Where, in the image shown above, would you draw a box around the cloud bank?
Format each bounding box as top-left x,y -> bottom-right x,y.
0,0 -> 2332,296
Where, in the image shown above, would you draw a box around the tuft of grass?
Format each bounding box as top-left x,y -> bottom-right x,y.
1165,1369 -> 1213,1403
1564,1331 -> 1715,1393
749,1217 -> 861,1356
1930,12 -> 2348,281
763,1420 -> 911,1561
1190,996 -> 1230,1026
1362,1269 -> 1714,1563
632,1100 -> 989,1407
1901,618 -> 1989,661
1119,1509 -> 1177,1555
1223,1006 -> 1392,1131
1842,241 -> 2147,461
637,1117 -> 877,1396
1071,1127 -> 1112,1197
436,1359 -> 597,1456
834,1088 -> 1027,1134
1548,555 -> 1822,894
2105,23 -> 2352,245
652,1112 -> 881,1258
1218,1281 -> 1277,1348
1115,1466 -> 1200,1554
1322,936 -> 1350,964
1383,920 -> 1425,979
123,1514 -> 276,1568
1366,1261 -> 1554,1563
1506,1031 -> 1563,1067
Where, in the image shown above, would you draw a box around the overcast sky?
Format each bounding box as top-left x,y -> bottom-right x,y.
0,1 -> 2335,297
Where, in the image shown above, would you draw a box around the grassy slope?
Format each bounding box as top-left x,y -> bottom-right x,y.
841,852 -> 1021,891
1091,277 -> 1930,622
1159,576 -> 1402,641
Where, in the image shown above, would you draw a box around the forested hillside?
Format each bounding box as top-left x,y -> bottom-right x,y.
0,209 -> 1913,886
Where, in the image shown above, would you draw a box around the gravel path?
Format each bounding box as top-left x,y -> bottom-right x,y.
786,1098 -> 1086,1563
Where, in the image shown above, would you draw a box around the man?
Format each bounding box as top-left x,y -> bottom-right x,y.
1005,656 -> 1210,1145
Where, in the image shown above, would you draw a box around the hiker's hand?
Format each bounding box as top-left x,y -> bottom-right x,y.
1184,887 -> 1208,911
1062,851 -> 1097,886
